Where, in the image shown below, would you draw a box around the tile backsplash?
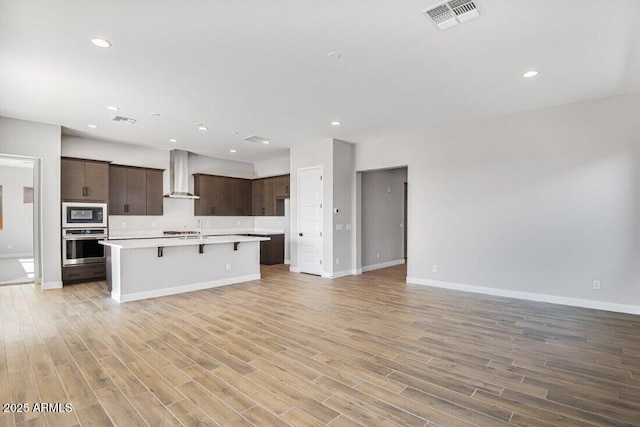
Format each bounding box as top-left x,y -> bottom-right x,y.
108,196 -> 288,237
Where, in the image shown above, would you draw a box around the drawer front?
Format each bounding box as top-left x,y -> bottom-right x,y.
62,264 -> 106,283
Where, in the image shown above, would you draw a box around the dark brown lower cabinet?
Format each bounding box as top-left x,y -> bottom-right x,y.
62,263 -> 106,285
253,233 -> 285,265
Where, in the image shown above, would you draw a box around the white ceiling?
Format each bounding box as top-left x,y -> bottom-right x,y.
1,0 -> 639,163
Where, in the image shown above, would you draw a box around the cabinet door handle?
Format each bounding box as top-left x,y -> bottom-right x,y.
285,185 -> 289,194
82,186 -> 87,196
211,207 -> 215,215
262,207 -> 265,215
124,204 -> 129,213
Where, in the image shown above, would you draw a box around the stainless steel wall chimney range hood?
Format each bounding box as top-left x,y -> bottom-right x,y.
165,149 -> 199,199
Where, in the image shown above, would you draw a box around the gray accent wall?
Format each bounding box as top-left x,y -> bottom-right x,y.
360,167 -> 407,269
354,92 -> 640,309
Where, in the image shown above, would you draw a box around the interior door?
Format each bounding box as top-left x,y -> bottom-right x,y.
298,166 -> 323,275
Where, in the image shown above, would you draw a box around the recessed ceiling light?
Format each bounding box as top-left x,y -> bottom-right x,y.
91,38 -> 112,48
230,131 -> 239,135
106,106 -> 119,111
327,51 -> 341,60
87,124 -> 98,129
230,149 -> 237,153
169,139 -> 178,143
262,140 -> 270,144
523,70 -> 539,78
198,126 -> 208,131
150,112 -> 160,117
331,121 -> 341,126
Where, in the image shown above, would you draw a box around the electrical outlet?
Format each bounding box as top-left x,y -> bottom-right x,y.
226,264 -> 232,271
345,224 -> 352,230
206,221 -> 210,226
237,220 -> 241,226
376,252 -> 380,259
593,280 -> 600,290
151,221 -> 157,228
335,258 -> 340,265
432,265 -> 438,273
121,222 -> 127,228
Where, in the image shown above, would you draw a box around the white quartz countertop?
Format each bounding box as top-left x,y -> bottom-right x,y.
100,234 -> 269,250
108,228 -> 284,240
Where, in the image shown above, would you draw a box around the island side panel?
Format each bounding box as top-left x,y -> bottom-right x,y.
117,241 -> 260,302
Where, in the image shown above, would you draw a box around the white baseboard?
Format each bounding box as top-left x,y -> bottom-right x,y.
330,269 -> 354,278
284,259 -> 290,265
42,281 -> 63,290
289,266 -> 300,273
362,259 -> 405,273
114,274 -> 261,303
407,277 -> 640,315
0,252 -> 33,259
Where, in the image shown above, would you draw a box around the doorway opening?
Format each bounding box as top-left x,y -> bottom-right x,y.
0,154 -> 41,286
357,166 -> 408,275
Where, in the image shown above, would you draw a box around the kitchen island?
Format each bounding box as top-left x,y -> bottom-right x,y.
100,235 -> 269,303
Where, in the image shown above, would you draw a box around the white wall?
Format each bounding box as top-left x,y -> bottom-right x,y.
290,138 -> 334,275
355,92 -> 640,312
254,156 -> 290,178
0,116 -> 61,287
0,164 -> 33,257
360,167 -> 406,269
333,140 -> 356,276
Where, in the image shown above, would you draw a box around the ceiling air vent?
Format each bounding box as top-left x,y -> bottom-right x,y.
243,135 -> 270,144
111,116 -> 137,124
423,0 -> 479,30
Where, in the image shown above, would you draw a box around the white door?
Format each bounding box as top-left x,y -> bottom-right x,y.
298,166 -> 323,275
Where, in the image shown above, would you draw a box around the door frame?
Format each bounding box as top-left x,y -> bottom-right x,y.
0,153 -> 42,284
297,165 -> 324,275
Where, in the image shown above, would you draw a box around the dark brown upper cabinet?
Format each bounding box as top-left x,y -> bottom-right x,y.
251,178 -> 265,216
194,174 -> 252,216
274,174 -> 290,198
109,165 -> 164,216
194,173 -> 289,217
146,169 -> 164,216
252,174 -> 289,216
61,157 -> 109,202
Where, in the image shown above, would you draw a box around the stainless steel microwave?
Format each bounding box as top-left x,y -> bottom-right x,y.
62,202 -> 107,228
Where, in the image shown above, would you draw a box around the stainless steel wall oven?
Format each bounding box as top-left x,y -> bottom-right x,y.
62,228 -> 108,266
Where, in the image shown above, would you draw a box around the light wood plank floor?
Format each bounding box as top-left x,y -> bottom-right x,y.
1,264 -> 639,426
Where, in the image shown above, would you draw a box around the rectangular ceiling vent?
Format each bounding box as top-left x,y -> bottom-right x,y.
423,0 -> 479,30
111,116 -> 137,124
243,135 -> 270,144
